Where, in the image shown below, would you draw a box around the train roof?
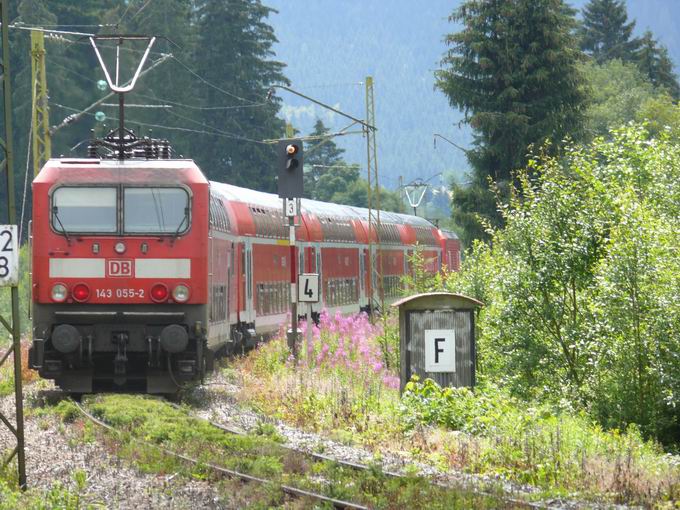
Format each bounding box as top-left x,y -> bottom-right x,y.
209,181 -> 437,228
34,158 -> 208,185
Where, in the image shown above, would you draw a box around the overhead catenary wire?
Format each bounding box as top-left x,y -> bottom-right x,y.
51,102 -> 270,145
134,92 -> 269,111
170,55 -> 262,105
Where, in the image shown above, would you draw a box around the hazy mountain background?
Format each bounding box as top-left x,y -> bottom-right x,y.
268,0 -> 680,193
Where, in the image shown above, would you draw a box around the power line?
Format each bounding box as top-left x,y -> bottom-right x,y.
50,102 -> 269,145
169,55 -> 262,105
118,0 -> 138,26
129,0 -> 154,21
134,92 -> 268,111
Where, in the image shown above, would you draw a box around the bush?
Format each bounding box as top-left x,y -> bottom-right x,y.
438,126 -> 680,445
400,378 -> 680,503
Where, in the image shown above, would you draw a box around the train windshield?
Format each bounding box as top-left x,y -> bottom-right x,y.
123,187 -> 190,234
52,187 -> 117,233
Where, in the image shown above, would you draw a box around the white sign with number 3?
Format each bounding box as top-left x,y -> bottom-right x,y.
0,225 -> 18,287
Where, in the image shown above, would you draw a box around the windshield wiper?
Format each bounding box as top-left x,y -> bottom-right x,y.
172,207 -> 189,241
52,206 -> 72,244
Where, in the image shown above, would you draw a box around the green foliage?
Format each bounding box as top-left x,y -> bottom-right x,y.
443,125 -> 680,445
578,1 -> 680,99
437,0 -> 586,245
303,118 -> 346,199
580,59 -> 657,138
308,157 -> 405,213
578,0 -> 640,63
635,30 -> 680,99
400,378 -> 680,503
0,466 -> 95,509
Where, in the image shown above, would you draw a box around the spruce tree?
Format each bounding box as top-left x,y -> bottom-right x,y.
636,31 -> 680,99
192,0 -> 288,190
579,0 -> 640,63
303,119 -> 346,199
436,0 -> 586,245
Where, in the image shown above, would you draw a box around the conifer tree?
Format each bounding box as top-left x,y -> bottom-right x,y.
192,0 -> 288,190
636,31 -> 680,99
579,0 -> 640,63
303,119 -> 346,199
437,0 -> 585,245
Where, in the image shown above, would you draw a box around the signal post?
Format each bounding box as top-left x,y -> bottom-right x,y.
278,139 -> 304,358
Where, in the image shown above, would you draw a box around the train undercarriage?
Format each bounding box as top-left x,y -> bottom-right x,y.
29,303 -> 211,394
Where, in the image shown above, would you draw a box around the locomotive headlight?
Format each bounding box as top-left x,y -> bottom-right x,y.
114,241 -> 126,254
172,284 -> 190,303
51,283 -> 68,303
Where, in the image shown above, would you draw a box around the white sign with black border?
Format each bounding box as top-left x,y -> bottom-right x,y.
424,329 -> 456,372
284,198 -> 298,217
298,273 -> 319,303
0,225 -> 19,287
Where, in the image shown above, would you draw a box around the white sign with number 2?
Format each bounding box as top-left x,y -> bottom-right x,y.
0,225 -> 19,287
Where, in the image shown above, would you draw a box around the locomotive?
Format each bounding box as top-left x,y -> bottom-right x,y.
27,131 -> 460,393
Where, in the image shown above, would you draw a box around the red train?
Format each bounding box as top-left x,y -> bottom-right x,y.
28,156 -> 460,393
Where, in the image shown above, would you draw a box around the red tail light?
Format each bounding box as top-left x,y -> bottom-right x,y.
72,283 -> 90,302
150,283 -> 169,302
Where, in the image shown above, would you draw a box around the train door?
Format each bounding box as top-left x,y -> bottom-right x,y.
245,240 -> 254,323
227,243 -> 233,326
315,243 -> 322,308
208,233 -> 214,322
359,247 -> 366,307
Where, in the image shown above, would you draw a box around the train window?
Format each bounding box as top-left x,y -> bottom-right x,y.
123,187 -> 190,234
52,187 -> 117,233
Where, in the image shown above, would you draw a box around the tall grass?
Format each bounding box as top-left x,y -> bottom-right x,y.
236,310 -> 402,441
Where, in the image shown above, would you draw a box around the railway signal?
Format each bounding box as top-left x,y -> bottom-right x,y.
277,139 -> 304,198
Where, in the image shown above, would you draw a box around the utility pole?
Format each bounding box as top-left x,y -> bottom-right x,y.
0,0 -> 27,488
30,30 -> 51,176
365,76 -> 384,317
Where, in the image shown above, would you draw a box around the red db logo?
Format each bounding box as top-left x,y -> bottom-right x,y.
107,259 -> 133,277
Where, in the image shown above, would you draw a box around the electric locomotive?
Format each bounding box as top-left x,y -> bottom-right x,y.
29,133 -> 213,393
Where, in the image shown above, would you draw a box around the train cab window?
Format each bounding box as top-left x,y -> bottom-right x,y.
52,187 -> 117,233
124,187 -> 190,234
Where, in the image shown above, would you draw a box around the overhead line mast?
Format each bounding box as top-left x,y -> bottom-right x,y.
30,30 -> 50,177
0,0 -> 27,488
365,76 -> 384,317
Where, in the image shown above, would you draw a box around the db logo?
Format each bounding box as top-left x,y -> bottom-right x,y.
107,259 -> 133,277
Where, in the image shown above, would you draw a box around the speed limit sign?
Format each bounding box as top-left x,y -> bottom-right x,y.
0,225 -> 19,287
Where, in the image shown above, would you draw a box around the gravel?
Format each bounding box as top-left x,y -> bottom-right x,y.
0,383 -> 227,509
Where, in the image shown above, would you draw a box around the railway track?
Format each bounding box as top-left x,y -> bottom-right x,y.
73,400 -> 369,510
173,396 -> 548,510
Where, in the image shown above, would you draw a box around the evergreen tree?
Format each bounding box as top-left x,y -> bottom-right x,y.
436,0 -> 586,245
192,0 -> 288,190
579,0 -> 640,64
303,119 -> 346,199
636,31 -> 680,99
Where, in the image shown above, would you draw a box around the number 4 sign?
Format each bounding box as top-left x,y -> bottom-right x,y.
298,273 -> 319,303
0,225 -> 19,287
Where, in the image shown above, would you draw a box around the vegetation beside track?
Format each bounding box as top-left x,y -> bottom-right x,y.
44,394 -> 515,509
232,307 -> 680,507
